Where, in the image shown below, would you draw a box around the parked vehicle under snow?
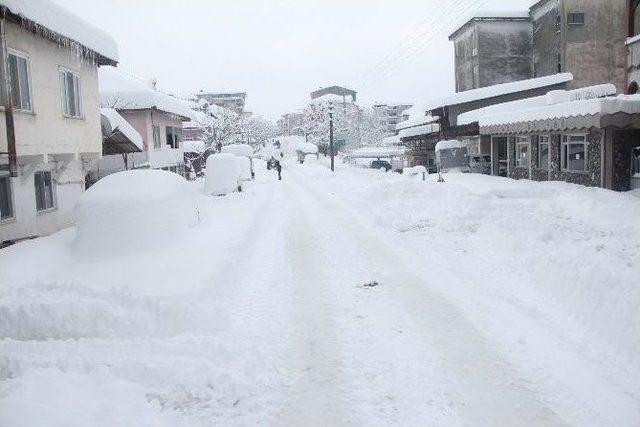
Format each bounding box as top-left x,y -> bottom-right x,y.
205,153 -> 243,196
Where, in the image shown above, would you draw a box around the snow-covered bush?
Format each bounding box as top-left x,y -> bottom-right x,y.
205,153 -> 241,196
75,170 -> 199,257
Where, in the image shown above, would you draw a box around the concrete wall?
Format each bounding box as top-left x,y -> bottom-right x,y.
477,21 -> 533,88
532,0 -> 628,93
0,21 -> 103,242
453,26 -> 477,92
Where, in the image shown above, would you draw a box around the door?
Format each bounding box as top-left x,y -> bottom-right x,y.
632,146 -> 640,190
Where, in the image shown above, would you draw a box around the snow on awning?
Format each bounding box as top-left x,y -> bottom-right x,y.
183,140 -> 207,154
398,123 -> 440,139
296,142 -> 319,154
99,67 -> 193,120
458,84 -> 617,126
0,0 -> 118,64
349,146 -> 405,159
435,140 -> 463,152
478,94 -> 640,134
101,108 -> 143,154
424,73 -> 573,112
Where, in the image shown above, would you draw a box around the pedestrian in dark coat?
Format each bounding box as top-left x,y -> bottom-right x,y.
275,160 -> 282,180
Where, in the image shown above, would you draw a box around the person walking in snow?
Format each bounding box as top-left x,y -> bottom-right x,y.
275,160 -> 282,181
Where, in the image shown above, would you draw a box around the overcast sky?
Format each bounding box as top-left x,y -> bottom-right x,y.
53,0 -> 530,119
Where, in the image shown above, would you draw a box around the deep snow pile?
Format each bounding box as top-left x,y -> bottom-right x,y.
75,170 -> 199,257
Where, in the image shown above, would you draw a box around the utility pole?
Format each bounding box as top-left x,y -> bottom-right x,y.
329,102 -> 334,172
0,14 -> 17,177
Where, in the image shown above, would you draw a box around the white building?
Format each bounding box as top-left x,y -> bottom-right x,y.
0,0 -> 118,244
373,103 -> 413,134
93,67 -> 192,178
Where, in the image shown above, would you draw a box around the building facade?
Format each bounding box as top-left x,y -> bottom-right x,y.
0,1 -> 118,244
277,112 -> 305,136
195,92 -> 247,115
450,13 -> 533,92
373,103 -> 413,134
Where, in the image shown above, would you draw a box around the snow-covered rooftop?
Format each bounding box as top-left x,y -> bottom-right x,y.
424,73 -> 573,112
398,123 -> 440,139
99,67 -> 193,120
435,140 -> 464,152
479,94 -> 640,128
458,84 -> 617,126
101,108 -> 143,151
381,135 -> 402,146
0,0 -> 118,64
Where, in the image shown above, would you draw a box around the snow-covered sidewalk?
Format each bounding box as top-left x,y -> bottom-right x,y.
0,162 -> 639,426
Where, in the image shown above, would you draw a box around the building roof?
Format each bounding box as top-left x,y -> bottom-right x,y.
424,73 -> 573,112
99,66 -> 193,120
311,86 -> 357,102
0,0 -> 118,65
478,94 -> 640,134
101,108 -> 143,154
458,84 -> 617,126
449,10 -> 531,40
398,123 -> 440,139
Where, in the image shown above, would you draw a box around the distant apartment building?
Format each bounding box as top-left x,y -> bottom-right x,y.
0,0 -> 118,244
195,91 -> 247,115
310,86 -> 357,103
450,2 -> 628,94
449,12 -> 533,92
277,112 -> 305,136
373,103 -> 413,134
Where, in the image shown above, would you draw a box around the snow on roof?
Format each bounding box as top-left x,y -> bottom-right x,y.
381,135 -> 402,146
458,84 -> 617,126
99,67 -> 193,120
479,94 -> 640,128
296,142 -> 319,154
398,123 -> 440,139
449,10 -> 530,39
221,144 -> 253,157
395,104 -> 438,131
0,0 -> 118,64
101,108 -> 143,150
183,140 -> 207,153
311,93 -> 356,104
435,140 -> 464,152
349,146 -> 405,159
424,73 -> 573,112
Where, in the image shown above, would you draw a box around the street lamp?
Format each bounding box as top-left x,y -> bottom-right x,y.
328,101 -> 335,172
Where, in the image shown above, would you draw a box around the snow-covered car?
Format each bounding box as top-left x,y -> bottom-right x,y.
222,144 -> 254,180
205,153 -> 243,196
371,160 -> 392,172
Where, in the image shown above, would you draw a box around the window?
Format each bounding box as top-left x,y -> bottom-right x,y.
633,0 -> 640,36
153,125 -> 161,149
166,126 -> 182,149
34,171 -> 55,212
0,175 -> 13,221
562,134 -> 587,172
515,136 -> 529,168
6,51 -> 32,111
632,146 -> 640,177
567,12 -> 585,26
538,135 -> 550,170
60,69 -> 81,117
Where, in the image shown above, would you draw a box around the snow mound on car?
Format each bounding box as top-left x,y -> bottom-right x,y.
75,170 -> 199,257
205,153 -> 241,196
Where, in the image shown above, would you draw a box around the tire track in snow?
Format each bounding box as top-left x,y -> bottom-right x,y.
285,168 -> 567,426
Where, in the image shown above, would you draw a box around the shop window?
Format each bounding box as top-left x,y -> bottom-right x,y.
561,134 -> 587,172
34,171 -> 55,212
0,175 -> 13,220
515,136 -> 529,168
538,135 -> 550,170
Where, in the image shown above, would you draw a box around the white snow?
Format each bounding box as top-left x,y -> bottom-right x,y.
398,123 -> 440,138
457,84 -> 617,125
0,0 -> 118,63
381,135 -> 401,146
296,142 -> 319,154
99,67 -> 193,119
1,160 -> 639,426
221,143 -> 253,158
424,73 -> 573,112
205,153 -> 241,195
349,146 -> 405,158
100,108 -> 144,150
75,170 -> 199,258
403,165 -> 427,175
435,139 -> 464,151
182,140 -> 207,153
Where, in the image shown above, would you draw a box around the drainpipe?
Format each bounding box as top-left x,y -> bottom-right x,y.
0,12 -> 17,177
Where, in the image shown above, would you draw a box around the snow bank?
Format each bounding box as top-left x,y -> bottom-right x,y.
0,0 -> 118,63
237,156 -> 253,181
205,153 -> 241,195
403,166 -> 427,176
75,170 -> 198,257
296,142 -> 319,154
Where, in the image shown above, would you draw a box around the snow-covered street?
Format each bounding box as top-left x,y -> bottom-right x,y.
1,160 -> 639,426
